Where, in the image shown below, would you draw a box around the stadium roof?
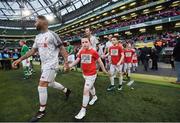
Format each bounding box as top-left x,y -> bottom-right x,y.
0,0 -> 92,20
0,0 -> 111,28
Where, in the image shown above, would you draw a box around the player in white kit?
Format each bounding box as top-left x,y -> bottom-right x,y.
12,16 -> 71,122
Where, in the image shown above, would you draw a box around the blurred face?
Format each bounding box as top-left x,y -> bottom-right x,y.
19,41 -> 24,46
111,37 -> 118,45
35,18 -> 47,31
108,35 -> 113,41
81,38 -> 90,49
85,28 -> 91,36
127,43 -> 132,49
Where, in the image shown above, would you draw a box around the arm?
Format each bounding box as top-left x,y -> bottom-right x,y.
76,47 -> 83,57
59,45 -> 68,64
59,45 -> 70,71
97,58 -> 108,74
69,58 -> 80,68
12,48 -> 37,68
103,47 -> 110,58
117,52 -> 124,66
103,47 -> 107,55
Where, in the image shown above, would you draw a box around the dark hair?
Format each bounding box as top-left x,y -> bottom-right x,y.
20,40 -> 26,44
85,27 -> 92,31
112,36 -> 118,39
37,15 -> 47,21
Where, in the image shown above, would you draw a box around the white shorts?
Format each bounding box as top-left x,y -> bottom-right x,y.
110,64 -> 123,75
83,74 -> 97,90
124,63 -> 132,71
68,54 -> 75,62
133,63 -> 138,67
40,69 -> 57,82
22,58 -> 30,67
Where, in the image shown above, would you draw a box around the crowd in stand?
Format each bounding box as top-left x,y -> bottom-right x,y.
63,7 -> 180,41
0,48 -> 20,70
96,7 -> 180,32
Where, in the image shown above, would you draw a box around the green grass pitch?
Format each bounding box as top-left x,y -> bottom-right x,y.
0,65 -> 180,122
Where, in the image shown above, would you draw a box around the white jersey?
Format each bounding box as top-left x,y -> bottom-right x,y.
32,30 -> 63,70
105,41 -> 113,49
90,35 -> 99,50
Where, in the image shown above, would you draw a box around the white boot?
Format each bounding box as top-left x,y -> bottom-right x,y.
89,95 -> 98,105
75,108 -> 86,120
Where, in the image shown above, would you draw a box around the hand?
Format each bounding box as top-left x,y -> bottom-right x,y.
12,59 -> 21,69
107,71 -> 111,77
117,62 -> 121,66
102,55 -> 106,59
103,70 -> 110,76
63,62 -> 70,72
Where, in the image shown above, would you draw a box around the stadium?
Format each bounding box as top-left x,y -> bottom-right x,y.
0,0 -> 180,122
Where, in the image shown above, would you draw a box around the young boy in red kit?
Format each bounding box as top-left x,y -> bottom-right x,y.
124,43 -> 135,80
104,37 -> 124,91
132,52 -> 138,72
69,38 -> 108,120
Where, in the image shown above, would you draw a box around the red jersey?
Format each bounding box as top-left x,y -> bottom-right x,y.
78,48 -> 99,76
109,45 -> 124,65
133,53 -> 138,63
124,49 -> 135,63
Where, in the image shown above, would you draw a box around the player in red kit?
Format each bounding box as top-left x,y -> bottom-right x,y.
104,37 -> 124,91
132,52 -> 138,72
124,43 -> 135,81
69,38 -> 108,120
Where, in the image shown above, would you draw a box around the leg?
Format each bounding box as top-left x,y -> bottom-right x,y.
75,75 -> 96,119
118,64 -> 123,90
47,69 -> 71,100
22,60 -> 30,79
133,63 -> 136,72
175,61 -> 180,82
118,72 -> 123,91
127,63 -> 132,80
30,69 -> 59,122
48,81 -> 66,92
155,60 -> 158,70
30,81 -> 48,122
48,81 -> 71,100
107,64 -> 115,91
89,86 -> 96,97
38,81 -> 49,112
89,85 -> 98,105
144,60 -> 148,71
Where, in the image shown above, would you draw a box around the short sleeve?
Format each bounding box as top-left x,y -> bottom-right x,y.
93,50 -> 99,60
132,49 -> 135,54
119,46 -> 124,53
94,36 -> 99,44
32,37 -> 38,49
51,31 -> 63,47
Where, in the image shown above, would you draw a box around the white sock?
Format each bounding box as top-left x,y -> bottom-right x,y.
128,69 -> 131,77
82,95 -> 90,109
110,76 -> 115,85
38,86 -> 47,111
81,107 -> 86,113
119,74 -> 123,85
90,87 -> 96,96
48,81 -> 67,93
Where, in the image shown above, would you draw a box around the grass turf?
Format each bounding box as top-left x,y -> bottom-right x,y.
0,66 -> 180,122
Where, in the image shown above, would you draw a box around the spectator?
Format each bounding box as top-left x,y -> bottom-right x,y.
150,48 -> 158,70
170,54 -> 175,70
172,37 -> 180,84
141,45 -> 151,71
